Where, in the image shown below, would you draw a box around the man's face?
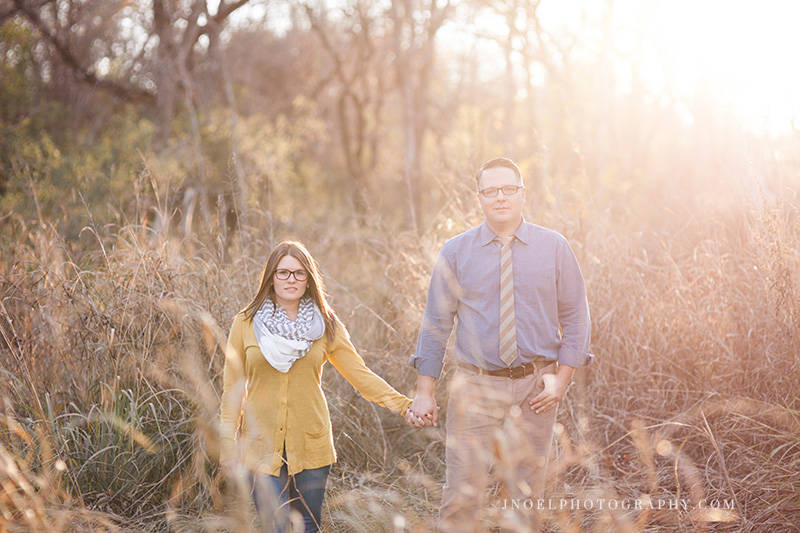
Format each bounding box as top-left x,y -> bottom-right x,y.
477,166 -> 526,230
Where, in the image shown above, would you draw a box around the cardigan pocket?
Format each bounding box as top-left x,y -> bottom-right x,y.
303,425 -> 334,464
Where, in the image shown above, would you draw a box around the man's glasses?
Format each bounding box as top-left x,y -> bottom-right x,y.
479,185 -> 523,198
274,269 -> 308,281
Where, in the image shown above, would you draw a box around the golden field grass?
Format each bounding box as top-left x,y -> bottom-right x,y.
1,183 -> 799,532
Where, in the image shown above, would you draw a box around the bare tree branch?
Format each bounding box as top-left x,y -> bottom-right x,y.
214,0 -> 250,23
13,0 -> 157,106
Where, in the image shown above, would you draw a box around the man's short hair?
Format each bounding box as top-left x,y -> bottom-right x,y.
475,157 -> 523,189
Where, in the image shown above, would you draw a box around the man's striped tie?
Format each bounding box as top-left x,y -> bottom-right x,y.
498,235 -> 518,366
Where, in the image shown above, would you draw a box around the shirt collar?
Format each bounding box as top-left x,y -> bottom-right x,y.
479,218 -> 530,246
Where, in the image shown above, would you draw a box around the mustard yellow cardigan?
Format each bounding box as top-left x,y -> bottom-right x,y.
219,312 -> 412,476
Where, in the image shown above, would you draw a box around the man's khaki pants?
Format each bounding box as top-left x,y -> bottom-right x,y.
438,365 -> 558,532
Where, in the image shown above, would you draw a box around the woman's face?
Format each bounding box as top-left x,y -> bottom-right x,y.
272,255 -> 309,308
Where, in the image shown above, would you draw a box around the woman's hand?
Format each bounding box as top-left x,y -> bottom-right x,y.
405,407 -> 428,428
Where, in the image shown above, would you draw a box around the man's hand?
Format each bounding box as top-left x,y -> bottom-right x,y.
406,375 -> 439,428
529,364 -> 575,414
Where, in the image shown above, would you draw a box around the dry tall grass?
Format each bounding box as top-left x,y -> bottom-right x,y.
2,186 -> 799,531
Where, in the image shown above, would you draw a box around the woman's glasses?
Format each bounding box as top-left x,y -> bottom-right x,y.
275,269 -> 308,281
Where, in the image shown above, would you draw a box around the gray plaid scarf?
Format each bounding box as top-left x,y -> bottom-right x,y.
252,297 -> 326,373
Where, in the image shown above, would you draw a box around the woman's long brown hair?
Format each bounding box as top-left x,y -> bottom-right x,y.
242,240 -> 338,342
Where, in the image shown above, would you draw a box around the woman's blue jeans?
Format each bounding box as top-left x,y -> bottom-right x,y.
250,463 -> 331,533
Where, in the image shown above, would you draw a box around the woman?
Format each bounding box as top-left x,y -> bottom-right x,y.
219,240 -> 414,532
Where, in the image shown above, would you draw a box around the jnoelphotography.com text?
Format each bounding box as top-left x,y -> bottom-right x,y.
497,497 -> 736,512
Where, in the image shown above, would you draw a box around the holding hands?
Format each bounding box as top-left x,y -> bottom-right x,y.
405,374 -> 440,428
405,393 -> 439,428
406,374 -> 439,428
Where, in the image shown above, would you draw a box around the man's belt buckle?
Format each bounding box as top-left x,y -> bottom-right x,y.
508,364 -> 528,379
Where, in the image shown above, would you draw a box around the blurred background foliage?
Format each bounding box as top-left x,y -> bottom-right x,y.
5,0 -> 793,244
2,0 -> 800,531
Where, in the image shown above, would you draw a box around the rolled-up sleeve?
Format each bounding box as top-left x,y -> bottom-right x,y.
409,248 -> 458,379
555,239 -> 592,367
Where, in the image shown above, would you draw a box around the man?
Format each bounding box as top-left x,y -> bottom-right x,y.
407,157 -> 592,532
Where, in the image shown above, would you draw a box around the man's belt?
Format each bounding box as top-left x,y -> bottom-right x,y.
458,359 -> 555,379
